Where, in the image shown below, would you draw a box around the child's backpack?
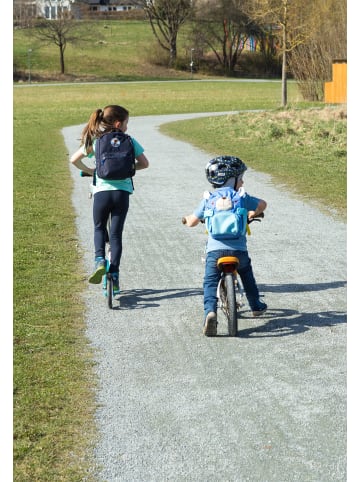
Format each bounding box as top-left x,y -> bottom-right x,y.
95,130 -> 136,180
204,188 -> 248,240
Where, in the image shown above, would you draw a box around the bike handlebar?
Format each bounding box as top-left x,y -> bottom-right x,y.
248,212 -> 264,224
80,170 -> 93,177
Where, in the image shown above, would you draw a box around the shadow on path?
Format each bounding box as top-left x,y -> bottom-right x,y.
117,287 -> 203,310
258,280 -> 346,293
236,308 -> 346,339
111,285 -> 346,342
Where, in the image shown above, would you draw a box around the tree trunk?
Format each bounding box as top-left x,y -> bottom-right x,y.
169,35 -> 177,67
281,22 -> 287,107
60,45 -> 65,74
282,48 -> 287,107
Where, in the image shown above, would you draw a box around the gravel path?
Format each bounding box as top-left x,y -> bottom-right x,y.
63,112 -> 346,482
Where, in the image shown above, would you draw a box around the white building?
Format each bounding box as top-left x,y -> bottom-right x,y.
35,0 -> 75,19
35,0 -> 140,19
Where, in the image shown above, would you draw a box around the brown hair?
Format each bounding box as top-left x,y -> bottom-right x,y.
81,105 -> 129,150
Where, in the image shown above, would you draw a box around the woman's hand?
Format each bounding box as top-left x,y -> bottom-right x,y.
70,147 -> 94,176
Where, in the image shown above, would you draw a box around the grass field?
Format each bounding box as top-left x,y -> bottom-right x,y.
13,20 -> 347,480
14,20 -> 196,82
161,106 -> 347,216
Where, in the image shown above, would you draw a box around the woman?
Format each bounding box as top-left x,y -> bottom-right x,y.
70,105 -> 149,294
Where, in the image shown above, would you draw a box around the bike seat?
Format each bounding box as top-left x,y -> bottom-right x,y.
217,256 -> 239,271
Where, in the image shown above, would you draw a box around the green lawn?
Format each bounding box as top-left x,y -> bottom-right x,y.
161,106 -> 346,217
14,20 -> 195,81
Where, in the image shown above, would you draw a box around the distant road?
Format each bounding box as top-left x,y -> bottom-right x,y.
15,78 -> 282,87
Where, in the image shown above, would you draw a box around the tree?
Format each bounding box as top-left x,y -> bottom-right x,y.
193,0 -> 261,76
255,25 -> 280,76
287,0 -> 346,101
135,0 -> 193,67
32,2 -> 81,74
247,0 -> 309,106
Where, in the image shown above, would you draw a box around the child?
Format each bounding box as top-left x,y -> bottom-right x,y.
183,156 -> 267,336
70,105 -> 149,294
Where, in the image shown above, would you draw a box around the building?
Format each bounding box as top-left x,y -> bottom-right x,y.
36,0 -> 75,19
32,0 -> 141,19
14,0 -> 38,24
14,0 -> 142,21
81,0 -> 139,14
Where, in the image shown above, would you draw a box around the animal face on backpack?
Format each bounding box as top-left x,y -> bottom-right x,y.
204,188 -> 248,240
95,131 -> 136,180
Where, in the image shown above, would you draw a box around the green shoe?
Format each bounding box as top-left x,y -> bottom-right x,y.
111,272 -> 120,295
89,258 -> 106,284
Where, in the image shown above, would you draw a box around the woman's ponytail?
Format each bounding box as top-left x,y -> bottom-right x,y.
80,105 -> 129,150
81,108 -> 104,149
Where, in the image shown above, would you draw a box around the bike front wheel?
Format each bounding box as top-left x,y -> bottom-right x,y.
107,274 -> 113,309
223,272 -> 238,336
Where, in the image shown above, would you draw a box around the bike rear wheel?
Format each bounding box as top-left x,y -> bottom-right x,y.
223,272 -> 238,336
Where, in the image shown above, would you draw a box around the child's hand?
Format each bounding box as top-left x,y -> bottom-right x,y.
247,210 -> 256,220
182,215 -> 201,227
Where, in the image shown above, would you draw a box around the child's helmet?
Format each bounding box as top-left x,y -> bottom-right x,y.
205,156 -> 247,187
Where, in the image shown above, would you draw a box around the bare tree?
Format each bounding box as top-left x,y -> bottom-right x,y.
135,0 -> 193,67
287,0 -> 347,101
32,2 -> 81,74
247,0 -> 309,106
193,0 -> 260,76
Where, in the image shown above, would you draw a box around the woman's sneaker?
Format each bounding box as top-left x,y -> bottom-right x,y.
252,302 -> 267,317
88,257 -> 106,284
111,272 -> 120,295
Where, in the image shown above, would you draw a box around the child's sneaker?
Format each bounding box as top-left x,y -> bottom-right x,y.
203,311 -> 217,337
252,302 -> 267,317
111,272 -> 120,295
89,257 -> 106,284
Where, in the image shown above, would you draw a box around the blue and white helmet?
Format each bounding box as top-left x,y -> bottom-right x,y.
205,156 -> 247,187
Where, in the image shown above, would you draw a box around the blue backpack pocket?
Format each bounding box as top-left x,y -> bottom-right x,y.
205,207 -> 247,239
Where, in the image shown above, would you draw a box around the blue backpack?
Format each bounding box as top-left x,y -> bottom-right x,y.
204,188 -> 248,240
95,130 -> 136,180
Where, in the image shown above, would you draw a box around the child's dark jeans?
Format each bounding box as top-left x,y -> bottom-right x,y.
203,249 -> 262,317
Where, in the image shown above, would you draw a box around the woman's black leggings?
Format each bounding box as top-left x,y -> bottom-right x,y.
93,190 -> 130,273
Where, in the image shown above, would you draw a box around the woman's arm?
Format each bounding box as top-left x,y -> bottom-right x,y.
135,152 -> 149,171
70,147 -> 95,176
